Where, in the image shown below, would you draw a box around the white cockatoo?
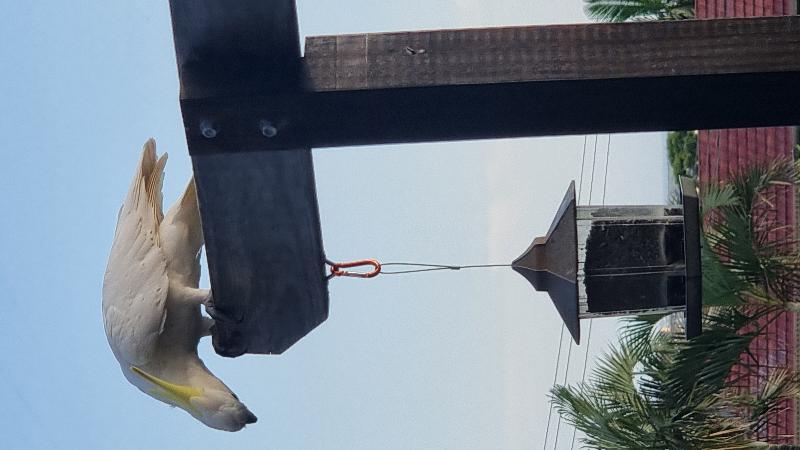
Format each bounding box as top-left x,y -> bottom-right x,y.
102,139 -> 257,431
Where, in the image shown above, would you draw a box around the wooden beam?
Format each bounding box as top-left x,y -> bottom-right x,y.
193,149 -> 328,356
170,0 -> 328,356
169,0 -> 302,98
305,17 -> 800,91
180,16 -> 800,153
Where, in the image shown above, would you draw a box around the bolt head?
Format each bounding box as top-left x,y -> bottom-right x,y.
199,120 -> 217,139
260,120 -> 277,138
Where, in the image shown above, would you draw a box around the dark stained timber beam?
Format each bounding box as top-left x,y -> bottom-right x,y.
306,17 -> 800,91
169,0 -> 302,98
192,148 -> 328,357
180,16 -> 800,153
169,0 -> 329,356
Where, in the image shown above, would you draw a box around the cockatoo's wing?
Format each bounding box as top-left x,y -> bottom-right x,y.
160,177 -> 203,288
102,139 -> 169,367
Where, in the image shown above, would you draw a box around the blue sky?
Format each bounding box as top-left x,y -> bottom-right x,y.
0,1 -> 666,448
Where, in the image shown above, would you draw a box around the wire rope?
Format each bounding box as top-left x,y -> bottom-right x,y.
378,262 -> 510,275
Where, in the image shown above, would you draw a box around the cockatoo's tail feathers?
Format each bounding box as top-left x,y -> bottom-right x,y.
161,177 -> 203,285
134,139 -> 168,234
180,176 -> 197,211
171,177 -> 201,244
103,140 -> 170,366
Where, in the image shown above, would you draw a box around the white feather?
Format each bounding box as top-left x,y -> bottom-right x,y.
102,139 -> 169,366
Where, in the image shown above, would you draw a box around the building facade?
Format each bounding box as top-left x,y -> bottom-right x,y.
696,0 -> 798,443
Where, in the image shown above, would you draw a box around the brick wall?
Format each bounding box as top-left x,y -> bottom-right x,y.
696,0 -> 797,443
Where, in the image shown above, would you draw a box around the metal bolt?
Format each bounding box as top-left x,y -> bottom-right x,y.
199,120 -> 217,139
259,120 -> 277,138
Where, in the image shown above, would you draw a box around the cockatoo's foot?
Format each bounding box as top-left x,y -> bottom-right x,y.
201,316 -> 215,337
201,290 -> 238,323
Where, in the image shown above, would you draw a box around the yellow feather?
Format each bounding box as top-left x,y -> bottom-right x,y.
130,366 -> 203,412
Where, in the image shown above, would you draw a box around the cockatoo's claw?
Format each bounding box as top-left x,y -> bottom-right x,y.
204,304 -> 235,323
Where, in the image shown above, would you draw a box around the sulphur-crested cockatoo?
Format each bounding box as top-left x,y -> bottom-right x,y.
102,139 -> 257,431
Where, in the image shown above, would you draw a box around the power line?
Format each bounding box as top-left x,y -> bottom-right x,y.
577,135 -> 588,204
602,135 -> 611,205
553,339 -> 573,449
546,135 -> 596,450
557,136 -> 599,448
569,135 -> 611,450
543,323 -> 566,450
588,135 -> 599,205
570,319 -> 594,449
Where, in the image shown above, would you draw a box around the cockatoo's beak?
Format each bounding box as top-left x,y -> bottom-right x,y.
131,366 -> 203,411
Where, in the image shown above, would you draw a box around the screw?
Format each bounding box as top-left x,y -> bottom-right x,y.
259,120 -> 277,138
199,120 -> 217,139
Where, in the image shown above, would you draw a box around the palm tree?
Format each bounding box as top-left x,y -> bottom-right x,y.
583,0 -> 694,22
551,308 -> 799,449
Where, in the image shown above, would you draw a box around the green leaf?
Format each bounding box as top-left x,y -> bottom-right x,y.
583,0 -> 695,22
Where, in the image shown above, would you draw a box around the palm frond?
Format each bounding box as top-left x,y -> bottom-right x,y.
701,235 -> 747,306
701,159 -> 800,306
583,0 -> 694,22
620,314 -> 666,355
551,306 -> 796,449
701,183 -> 738,219
748,369 -> 800,434
662,307 -> 763,407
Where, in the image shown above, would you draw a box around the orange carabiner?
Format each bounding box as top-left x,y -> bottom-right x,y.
327,259 -> 382,279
